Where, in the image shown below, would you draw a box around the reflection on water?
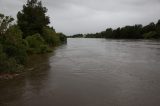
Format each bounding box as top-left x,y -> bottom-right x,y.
0,38 -> 160,106
0,53 -> 52,106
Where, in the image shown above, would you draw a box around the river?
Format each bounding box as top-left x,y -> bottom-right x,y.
0,38 -> 160,106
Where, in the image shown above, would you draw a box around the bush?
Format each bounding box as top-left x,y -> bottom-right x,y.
26,33 -> 50,54
143,31 -> 158,39
58,33 -> 67,43
26,33 -> 44,48
4,25 -> 27,64
0,44 -> 7,73
0,44 -> 23,73
40,44 -> 48,53
42,27 -> 60,46
156,27 -> 160,39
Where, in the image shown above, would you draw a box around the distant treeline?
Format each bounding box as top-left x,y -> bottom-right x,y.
68,34 -> 84,38
0,0 -> 67,73
70,20 -> 160,39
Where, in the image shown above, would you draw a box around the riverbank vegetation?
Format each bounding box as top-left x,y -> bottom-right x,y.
85,20 -> 160,39
0,0 -> 67,74
70,20 -> 160,39
68,34 -> 84,38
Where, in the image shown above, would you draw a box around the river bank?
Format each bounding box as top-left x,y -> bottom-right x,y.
0,50 -> 56,80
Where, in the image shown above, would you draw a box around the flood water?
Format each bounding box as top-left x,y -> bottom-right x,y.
1,38 -> 160,106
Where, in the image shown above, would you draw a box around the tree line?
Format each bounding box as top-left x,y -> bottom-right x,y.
68,34 -> 84,38
70,20 -> 160,39
0,0 -> 67,73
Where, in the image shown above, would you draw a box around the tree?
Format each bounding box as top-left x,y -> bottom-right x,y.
105,28 -> 113,38
42,27 -> 60,46
3,25 -> 27,64
156,20 -> 160,38
25,33 -> 49,53
0,13 -> 14,37
70,34 -> 84,38
156,20 -> 160,27
58,33 -> 67,43
142,22 -> 156,34
17,0 -> 50,38
143,31 -> 158,39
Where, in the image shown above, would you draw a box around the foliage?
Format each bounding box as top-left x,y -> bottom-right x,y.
42,27 -> 60,46
3,25 -> 27,64
26,33 -> 44,48
58,33 -> 67,43
68,34 -> 84,38
156,20 -> 160,38
0,15 -> 27,73
25,33 -> 48,53
39,44 -> 48,53
17,0 -> 50,38
0,13 -> 14,36
0,37 -> 23,73
141,23 -> 156,34
143,31 -> 158,39
85,20 -> 160,39
0,0 -> 68,73
0,44 -> 7,72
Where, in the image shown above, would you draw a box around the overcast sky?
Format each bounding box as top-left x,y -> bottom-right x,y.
0,0 -> 160,35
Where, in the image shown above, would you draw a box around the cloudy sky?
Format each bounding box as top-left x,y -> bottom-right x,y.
0,0 -> 160,35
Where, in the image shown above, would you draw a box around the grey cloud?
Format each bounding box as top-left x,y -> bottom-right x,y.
0,0 -> 160,35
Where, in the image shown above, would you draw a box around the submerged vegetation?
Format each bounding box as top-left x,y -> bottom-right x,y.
0,0 -> 67,74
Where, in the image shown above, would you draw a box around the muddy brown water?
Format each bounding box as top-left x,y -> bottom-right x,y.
0,38 -> 160,106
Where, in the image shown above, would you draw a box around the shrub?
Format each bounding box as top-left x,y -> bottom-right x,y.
26,33 -> 50,53
4,25 -> 27,64
156,27 -> 160,39
42,27 -> 60,46
26,33 -> 44,48
0,44 -> 23,73
0,44 -> 7,73
57,33 -> 67,43
40,44 -> 48,53
143,31 -> 158,39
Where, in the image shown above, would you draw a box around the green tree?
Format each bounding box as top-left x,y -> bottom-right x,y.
4,25 -> 27,64
25,33 -> 49,53
17,0 -> 50,38
0,13 -> 14,37
42,27 -> 60,46
142,22 -> 156,34
104,28 -> 113,38
58,33 -> 67,43
156,20 -> 160,27
0,44 -> 18,73
143,31 -> 158,39
156,20 -> 160,38
0,23 -> 26,73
